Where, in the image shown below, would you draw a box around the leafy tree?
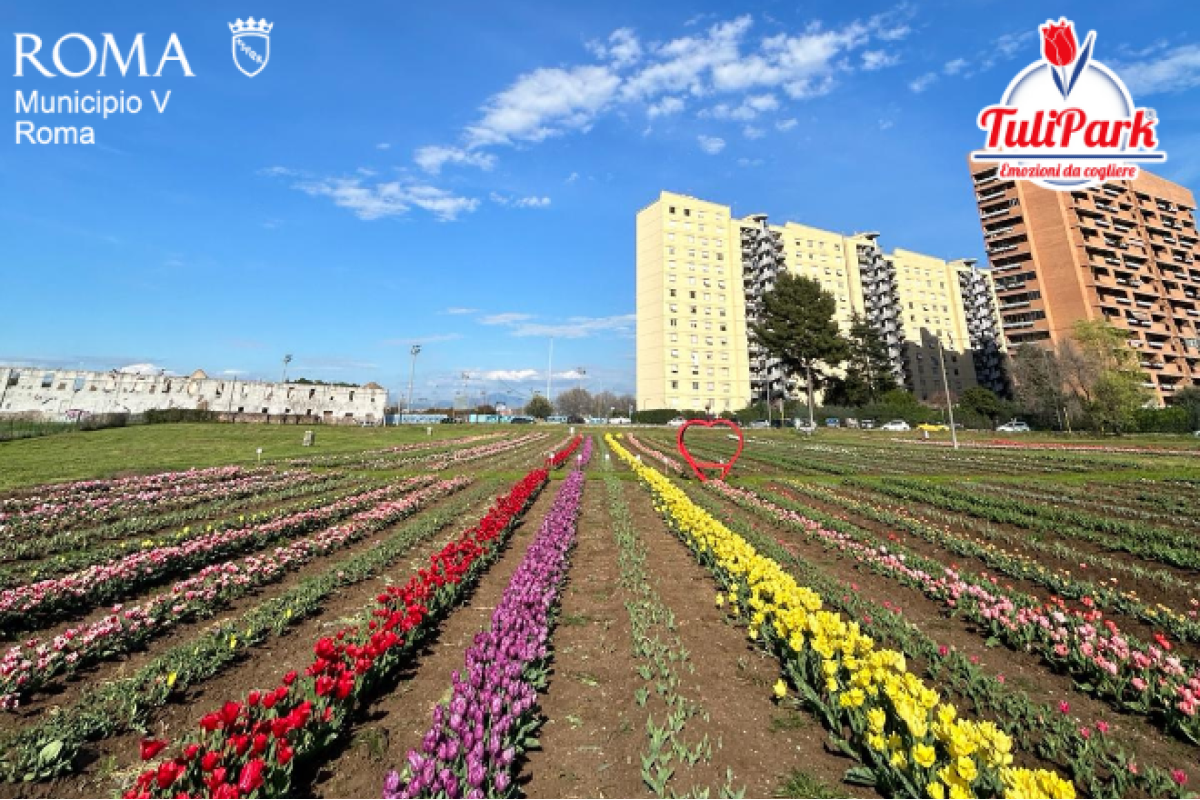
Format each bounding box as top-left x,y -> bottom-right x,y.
553,387 -> 592,417
1070,320 -> 1151,433
840,314 -> 898,405
959,386 -> 1003,424
748,273 -> 849,427
524,394 -> 553,419
1174,385 -> 1200,431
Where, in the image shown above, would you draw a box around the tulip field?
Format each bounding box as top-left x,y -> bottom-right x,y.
1,425 -> 1199,797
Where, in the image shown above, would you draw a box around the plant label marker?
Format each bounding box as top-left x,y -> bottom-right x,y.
677,419 -> 744,482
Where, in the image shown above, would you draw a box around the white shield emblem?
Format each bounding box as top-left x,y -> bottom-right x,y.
232,31 -> 270,77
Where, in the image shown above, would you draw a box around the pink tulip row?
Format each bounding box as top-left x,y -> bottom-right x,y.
712,480 -> 1200,741
0,470 -> 314,537
287,433 -> 505,467
421,434 -> 548,471
623,434 -> 684,473
0,476 -> 471,710
0,477 -> 440,628
0,465 -> 265,514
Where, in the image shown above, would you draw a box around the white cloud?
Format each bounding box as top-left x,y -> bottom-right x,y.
776,117 -> 798,131
480,312 -> 533,325
482,369 -> 541,382
294,176 -> 479,222
221,369 -> 247,376
742,125 -> 765,139
705,92 -> 778,120
508,314 -> 635,339
465,65 -> 621,148
490,193 -> 551,208
588,28 -> 642,67
879,118 -> 895,130
118,363 -> 167,375
647,95 -> 686,118
943,58 -> 968,76
1116,44 -> 1200,95
697,134 -> 726,154
909,72 -> 938,93
414,145 -> 496,174
257,166 -> 298,177
862,50 -> 899,71
566,172 -> 579,183
737,156 -> 764,167
445,307 -> 477,315
375,142 -> 391,150
556,368 -> 587,380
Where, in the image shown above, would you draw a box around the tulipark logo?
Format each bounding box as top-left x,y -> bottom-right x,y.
229,17 -> 272,77
971,18 -> 1167,191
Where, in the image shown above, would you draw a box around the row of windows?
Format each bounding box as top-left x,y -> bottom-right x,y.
667,232 -> 725,248
669,381 -> 732,392
668,290 -> 727,303
793,238 -> 843,253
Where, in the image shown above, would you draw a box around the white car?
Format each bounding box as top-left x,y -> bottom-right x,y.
667,416 -> 687,427
996,420 -> 1032,433
879,419 -> 911,432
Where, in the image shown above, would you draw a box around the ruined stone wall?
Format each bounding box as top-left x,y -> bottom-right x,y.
0,367 -> 386,423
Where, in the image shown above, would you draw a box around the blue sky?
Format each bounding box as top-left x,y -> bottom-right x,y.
3,1 -> 1198,405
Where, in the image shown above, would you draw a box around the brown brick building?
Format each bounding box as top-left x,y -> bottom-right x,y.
967,162 -> 1200,405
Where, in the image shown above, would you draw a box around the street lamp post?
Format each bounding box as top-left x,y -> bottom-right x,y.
405,345 -> 421,425
937,339 -> 959,450
281,354 -> 292,384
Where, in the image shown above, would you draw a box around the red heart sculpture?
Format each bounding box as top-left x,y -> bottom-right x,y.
677,419 -> 744,482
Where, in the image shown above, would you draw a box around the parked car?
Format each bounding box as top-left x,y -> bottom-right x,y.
566,414 -> 586,424
845,418 -> 860,428
510,416 -> 535,424
879,419 -> 911,432
860,419 -> 877,429
917,422 -> 949,432
748,420 -> 770,429
667,416 -> 687,427
795,421 -> 817,434
824,417 -> 840,428
996,420 -> 1031,433
609,416 -> 632,425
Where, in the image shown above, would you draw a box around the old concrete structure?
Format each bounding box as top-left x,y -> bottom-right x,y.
0,367 -> 386,424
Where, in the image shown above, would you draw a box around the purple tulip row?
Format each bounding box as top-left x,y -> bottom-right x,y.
0,477 -> 439,629
383,447 -> 590,798
1,476 -> 471,710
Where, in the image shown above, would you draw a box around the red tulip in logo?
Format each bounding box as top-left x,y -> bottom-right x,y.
1040,20 -> 1077,66
676,419 -> 743,482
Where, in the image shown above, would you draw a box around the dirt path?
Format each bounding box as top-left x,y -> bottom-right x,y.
521,474 -> 645,798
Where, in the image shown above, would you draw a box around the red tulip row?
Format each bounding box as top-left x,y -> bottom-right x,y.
123,442 -> 578,798
0,477 -> 439,631
546,434 -> 583,469
0,476 -> 471,711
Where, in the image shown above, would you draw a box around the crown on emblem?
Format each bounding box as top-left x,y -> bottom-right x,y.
229,17 -> 274,34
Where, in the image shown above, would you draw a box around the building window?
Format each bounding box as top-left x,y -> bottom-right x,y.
669,206 -> 676,214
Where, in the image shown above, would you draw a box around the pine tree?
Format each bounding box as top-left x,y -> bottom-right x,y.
749,273 -> 849,425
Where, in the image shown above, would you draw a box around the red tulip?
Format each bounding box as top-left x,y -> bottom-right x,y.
201,751 -> 222,772
252,733 -> 269,755
140,738 -> 168,761
247,690 -> 260,707
238,758 -> 266,794
1040,19 -> 1077,66
183,743 -> 200,761
276,741 -> 294,765
214,783 -> 241,799
156,760 -> 181,790
219,701 -> 242,728
282,670 -> 297,686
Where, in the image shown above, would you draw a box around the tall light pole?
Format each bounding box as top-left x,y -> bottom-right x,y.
576,366 -> 586,390
937,338 -> 959,450
405,345 -> 421,425
281,354 -> 292,384
546,338 -> 554,404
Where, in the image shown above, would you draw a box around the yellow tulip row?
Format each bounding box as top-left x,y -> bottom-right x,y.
607,435 -> 1074,800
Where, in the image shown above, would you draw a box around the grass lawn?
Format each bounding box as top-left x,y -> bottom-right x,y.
0,422 -> 500,491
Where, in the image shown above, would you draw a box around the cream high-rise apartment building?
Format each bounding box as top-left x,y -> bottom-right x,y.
636,191 -> 1007,413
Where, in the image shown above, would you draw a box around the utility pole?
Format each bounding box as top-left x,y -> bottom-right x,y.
405,345 -> 421,425
937,339 -> 959,450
